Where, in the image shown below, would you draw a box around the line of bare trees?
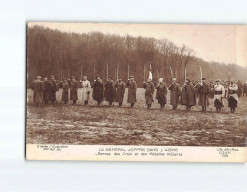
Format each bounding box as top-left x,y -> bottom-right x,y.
27,25 -> 247,87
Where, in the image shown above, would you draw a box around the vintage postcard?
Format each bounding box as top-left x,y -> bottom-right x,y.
26,22 -> 247,162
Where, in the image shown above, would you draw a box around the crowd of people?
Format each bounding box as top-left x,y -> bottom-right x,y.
31,74 -> 247,113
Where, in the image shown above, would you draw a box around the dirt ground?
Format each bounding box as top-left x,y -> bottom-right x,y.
26,88 -> 247,146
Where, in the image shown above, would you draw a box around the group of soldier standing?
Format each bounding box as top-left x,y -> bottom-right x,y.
31,74 -> 246,113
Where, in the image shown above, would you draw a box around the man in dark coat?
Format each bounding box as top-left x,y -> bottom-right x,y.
42,77 -> 51,104
243,82 -> 247,96
126,75 -> 137,108
196,78 -> 210,111
181,79 -> 196,110
168,78 -> 181,110
143,78 -> 155,109
62,79 -> 69,104
50,75 -> 58,103
32,76 -> 43,107
156,78 -> 167,109
93,76 -> 104,106
114,78 -> 125,107
70,76 -> 78,104
104,77 -> 115,107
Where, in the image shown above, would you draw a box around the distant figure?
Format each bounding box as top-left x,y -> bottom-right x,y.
50,75 -> 58,103
114,78 -> 125,107
143,78 -> 155,109
155,78 -> 167,109
70,76 -> 78,105
243,82 -> 247,96
181,79 -> 196,110
126,75 -> 137,108
227,80 -> 238,113
42,77 -> 51,104
105,76 -> 115,107
82,76 -> 91,106
93,76 -> 104,106
168,78 -> 181,110
197,78 -> 210,111
62,79 -> 69,104
32,76 -> 43,107
213,79 -> 225,112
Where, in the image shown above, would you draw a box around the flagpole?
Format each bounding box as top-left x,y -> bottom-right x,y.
107,64 -> 108,79
128,64 -> 129,79
144,64 -> 145,80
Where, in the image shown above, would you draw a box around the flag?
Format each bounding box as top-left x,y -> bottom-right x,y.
149,63 -> 152,80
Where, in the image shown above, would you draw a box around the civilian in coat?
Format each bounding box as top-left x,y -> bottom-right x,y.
82,76 -> 91,106
93,76 -> 104,106
105,77 -> 115,107
50,75 -> 58,103
143,78 -> 154,109
70,76 -> 78,104
196,78 -> 210,111
168,78 -> 181,110
62,79 -> 69,104
156,78 -> 167,109
32,76 -> 43,107
126,75 -> 137,108
181,79 -> 196,110
114,79 -> 125,107
42,77 -> 51,104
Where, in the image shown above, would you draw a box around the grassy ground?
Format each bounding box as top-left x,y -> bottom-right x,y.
26,88 -> 247,146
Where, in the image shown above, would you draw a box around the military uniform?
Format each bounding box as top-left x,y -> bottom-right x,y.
156,82 -> 167,109
126,79 -> 137,107
70,79 -> 78,104
168,82 -> 181,110
105,80 -> 115,106
50,78 -> 58,103
227,83 -> 238,113
181,82 -> 196,110
114,81 -> 125,107
93,79 -> 104,105
62,81 -> 69,104
213,82 -> 225,112
32,78 -> 43,107
143,81 -> 154,109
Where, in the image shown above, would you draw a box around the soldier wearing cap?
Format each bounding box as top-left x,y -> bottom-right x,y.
181,79 -> 196,110
62,78 -> 69,104
196,78 -> 211,111
156,78 -> 167,109
81,76 -> 91,106
126,75 -> 137,108
168,78 -> 181,110
114,78 -> 125,107
105,76 -> 115,107
42,76 -> 51,104
50,75 -> 58,103
32,76 -> 43,107
227,80 -> 238,113
93,75 -> 104,106
213,79 -> 225,112
143,78 -> 155,109
70,76 -> 78,105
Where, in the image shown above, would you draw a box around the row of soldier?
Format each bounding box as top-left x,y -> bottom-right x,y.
31,75 -> 246,113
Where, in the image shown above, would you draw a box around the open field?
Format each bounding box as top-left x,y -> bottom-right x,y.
26,88 -> 247,146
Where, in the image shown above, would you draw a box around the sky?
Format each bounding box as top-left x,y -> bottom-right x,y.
28,22 -> 247,67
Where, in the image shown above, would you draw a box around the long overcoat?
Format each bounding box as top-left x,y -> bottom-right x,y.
62,82 -> 69,102
168,83 -> 181,106
42,80 -> 51,102
156,82 -> 167,104
50,79 -> 58,102
105,80 -> 114,102
197,83 -> 210,106
181,83 -> 196,106
82,80 -> 91,101
143,82 -> 154,105
32,80 -> 43,104
114,81 -> 125,103
93,80 -> 104,102
70,80 -> 78,101
127,80 -> 137,103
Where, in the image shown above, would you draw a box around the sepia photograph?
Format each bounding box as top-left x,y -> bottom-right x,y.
26,22 -> 247,162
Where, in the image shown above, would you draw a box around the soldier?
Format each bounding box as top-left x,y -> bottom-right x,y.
156,78 -> 167,109
50,75 -> 58,103
213,79 -> 225,112
244,82 -> 247,96
81,76 -> 91,106
181,79 -> 196,110
168,78 -> 181,110
70,76 -> 78,105
126,75 -> 137,108
92,76 -> 104,106
105,76 -> 115,107
42,76 -> 51,104
114,78 -> 125,107
32,76 -> 43,107
197,78 -> 211,111
143,78 -> 155,109
227,80 -> 238,113
62,79 -> 69,104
